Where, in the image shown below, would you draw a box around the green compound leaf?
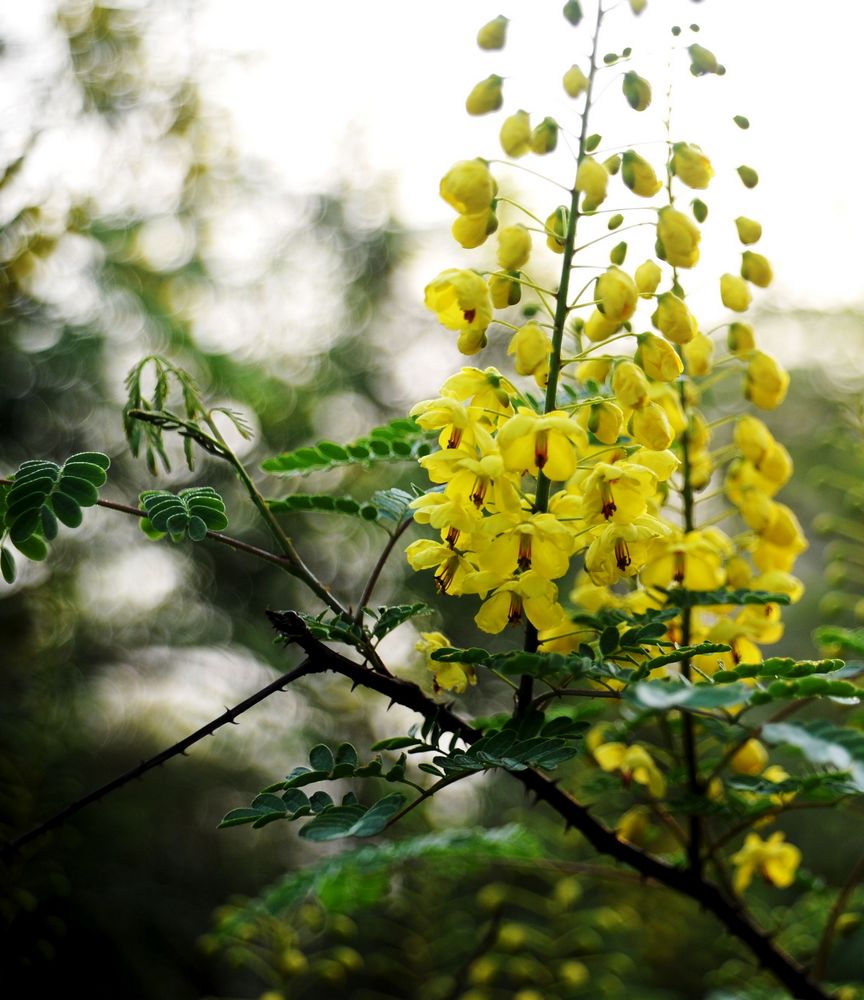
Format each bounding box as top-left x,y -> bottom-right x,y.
138,486 -> 228,542
367,603 -> 432,640
624,679 -> 754,712
658,587 -> 791,609
291,611 -> 365,647
3,453 -> 111,556
267,493 -> 379,521
300,793 -> 407,842
761,721 -> 864,793
261,419 -> 434,476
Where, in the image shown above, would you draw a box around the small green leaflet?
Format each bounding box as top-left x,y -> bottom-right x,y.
262,420 -> 434,476
138,486 -> 228,542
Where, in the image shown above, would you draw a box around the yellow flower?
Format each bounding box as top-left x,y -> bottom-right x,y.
584,516 -> 668,586
416,631 -> 477,693
682,331 -> 715,376
425,269 -> 493,353
657,206 -> 700,269
721,274 -> 752,312
728,321 -> 756,356
500,110 -> 531,158
497,225 -> 532,270
622,150 -> 662,197
405,539 -> 474,594
472,570 -> 564,634
466,75 -> 504,116
731,832 -> 801,893
489,270 -> 521,309
530,117 -> 558,154
596,266 -> 638,324
742,251 -> 773,288
671,142 -> 714,189
508,323 -> 552,387
545,206 -> 568,252
563,64 -> 589,99
497,407 -> 587,481
745,352 -> 789,410
612,360 -> 651,409
635,259 -> 662,296
440,159 -> 496,215
593,741 -> 666,798
575,156 -> 609,211
730,739 -> 769,776
629,402 -> 674,451
735,216 -> 762,245
636,333 -> 683,381
452,209 -> 498,249
583,308 -> 619,343
652,292 -> 697,344
476,15 -> 508,50
576,400 -> 624,445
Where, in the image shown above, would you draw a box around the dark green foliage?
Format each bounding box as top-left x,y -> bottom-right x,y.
366,603 -> 432,639
0,452 -> 110,581
261,419 -> 434,475
624,679 -> 755,711
138,486 -> 228,542
655,587 -> 792,608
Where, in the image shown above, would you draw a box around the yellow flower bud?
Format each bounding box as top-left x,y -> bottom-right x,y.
742,251 -> 773,288
577,400 -> 624,445
629,0 -> 647,13
758,441 -> 793,486
500,110 -> 531,158
489,270 -> 522,308
508,323 -> 551,386
545,206 -> 569,252
563,64 -> 589,99
622,70 -> 651,111
688,43 -> 719,76
682,332 -> 714,377
476,15 -> 509,50
734,415 -> 773,463
452,208 -> 498,249
617,806 -> 651,847
530,116 -> 559,155
575,156 -> 608,211
635,259 -> 662,296
636,333 -> 683,381
728,322 -> 756,356
656,206 -> 700,268
652,291 -> 697,344
746,352 -> 789,410
497,225 -> 532,271
671,142 -> 714,189
457,328 -> 488,355
730,739 -> 769,776
595,266 -> 638,324
622,150 -> 662,197
735,216 -> 762,245
466,75 -> 504,116
630,402 -> 673,450
612,360 -> 650,409
576,357 -> 612,385
721,273 -> 752,312
440,159 -> 496,215
584,308 -> 619,343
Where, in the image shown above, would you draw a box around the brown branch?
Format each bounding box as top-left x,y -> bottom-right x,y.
269,610 -> 834,1000
1,659 -> 319,862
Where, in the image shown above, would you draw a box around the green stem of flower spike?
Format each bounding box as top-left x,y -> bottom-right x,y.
518,1 -> 606,715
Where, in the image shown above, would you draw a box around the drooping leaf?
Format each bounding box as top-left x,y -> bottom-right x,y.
625,679 -> 753,712
761,721 -> 864,792
369,603 -> 433,639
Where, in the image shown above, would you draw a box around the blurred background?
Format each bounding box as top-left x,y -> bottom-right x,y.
2,1 -> 864,998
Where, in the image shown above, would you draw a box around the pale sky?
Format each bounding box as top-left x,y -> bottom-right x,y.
195,0 -> 864,325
